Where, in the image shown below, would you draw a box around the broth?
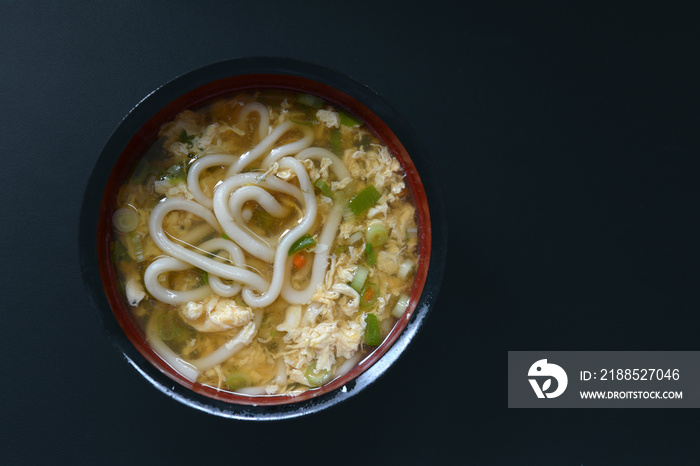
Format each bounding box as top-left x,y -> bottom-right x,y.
111,90 -> 419,396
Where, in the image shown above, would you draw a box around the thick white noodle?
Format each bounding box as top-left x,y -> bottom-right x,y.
241,157 -> 318,308
189,310 -> 263,373
149,197 -> 268,291
212,173 -> 302,262
144,257 -> 213,305
189,321 -> 257,372
222,185 -> 290,262
293,147 -> 351,180
260,125 -> 315,167
226,120 -> 314,175
237,102 -> 269,141
187,154 -> 238,209
197,238 -> 247,297
282,200 -> 343,304
145,311 -> 200,382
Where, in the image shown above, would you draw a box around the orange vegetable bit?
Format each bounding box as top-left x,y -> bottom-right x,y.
292,252 -> 307,269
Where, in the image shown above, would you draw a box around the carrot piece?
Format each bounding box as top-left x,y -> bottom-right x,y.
292,252 -> 307,269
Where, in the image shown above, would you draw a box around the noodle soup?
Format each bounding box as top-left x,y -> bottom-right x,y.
111,90 -> 419,396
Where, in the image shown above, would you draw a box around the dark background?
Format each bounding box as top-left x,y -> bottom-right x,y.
3,2 -> 700,464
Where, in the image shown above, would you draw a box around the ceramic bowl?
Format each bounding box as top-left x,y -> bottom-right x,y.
79,57 -> 446,420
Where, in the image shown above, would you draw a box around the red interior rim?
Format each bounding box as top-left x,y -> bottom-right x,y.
96,73 -> 432,406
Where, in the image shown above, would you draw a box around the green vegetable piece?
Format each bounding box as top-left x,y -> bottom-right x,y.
221,232 -> 230,240
226,372 -> 251,390
295,93 -> 324,109
359,134 -> 372,150
179,129 -> 195,147
289,234 -> 316,255
330,128 -> 342,155
350,265 -> 369,293
333,245 -> 349,255
200,270 -> 208,286
112,207 -> 139,234
364,313 -> 382,346
305,361 -> 331,387
131,234 -> 145,263
339,110 -> 362,127
360,282 -> 379,308
161,163 -> 186,185
314,179 -> 334,199
348,185 -> 381,216
366,221 -> 388,247
365,243 -> 377,266
111,240 -> 127,263
158,314 -> 185,342
252,206 -> 280,231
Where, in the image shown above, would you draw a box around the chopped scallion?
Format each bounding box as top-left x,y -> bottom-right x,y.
314,179 -> 334,199
304,361 -> 331,386
348,185 -> 381,216
288,234 -> 316,255
391,294 -> 410,318
179,130 -> 196,147
295,93 -> 324,109
339,110 -> 362,127
226,372 -> 251,390
158,313 -> 185,342
348,231 -> 363,244
131,234 -> 145,263
366,221 -> 388,247
160,163 -> 187,185
112,207 -> 139,233
330,128 -> 342,155
350,265 -> 369,293
364,313 -> 382,346
365,243 -> 377,266
360,282 -> 379,307
397,259 -> 414,280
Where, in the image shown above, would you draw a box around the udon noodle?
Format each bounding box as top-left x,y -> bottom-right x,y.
111,90 -> 419,395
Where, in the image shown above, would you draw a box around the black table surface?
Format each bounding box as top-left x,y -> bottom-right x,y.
3,2 -> 700,464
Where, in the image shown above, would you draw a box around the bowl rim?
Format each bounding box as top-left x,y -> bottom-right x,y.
79,57 -> 447,420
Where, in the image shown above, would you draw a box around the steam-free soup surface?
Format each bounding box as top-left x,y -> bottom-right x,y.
112,90 -> 418,396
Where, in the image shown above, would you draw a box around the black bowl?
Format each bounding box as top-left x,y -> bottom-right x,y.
79,57 -> 446,420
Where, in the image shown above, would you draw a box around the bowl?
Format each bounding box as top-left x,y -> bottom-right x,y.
79,57 -> 446,420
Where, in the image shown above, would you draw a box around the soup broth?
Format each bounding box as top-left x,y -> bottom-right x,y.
111,90 -> 419,396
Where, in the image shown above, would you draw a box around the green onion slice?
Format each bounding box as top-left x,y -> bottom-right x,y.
112,207 -> 138,233
339,111 -> 362,127
330,128 -> 342,155
391,294 -> 410,318
304,361 -> 331,386
288,234 -> 316,255
365,243 -> 377,266
364,313 -> 382,346
360,282 -> 379,307
350,265 -> 369,293
314,179 -> 334,199
158,313 -> 184,342
161,163 -> 187,185
348,185 -> 381,216
226,372 -> 251,390
295,93 -> 324,109
366,221 -> 388,247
